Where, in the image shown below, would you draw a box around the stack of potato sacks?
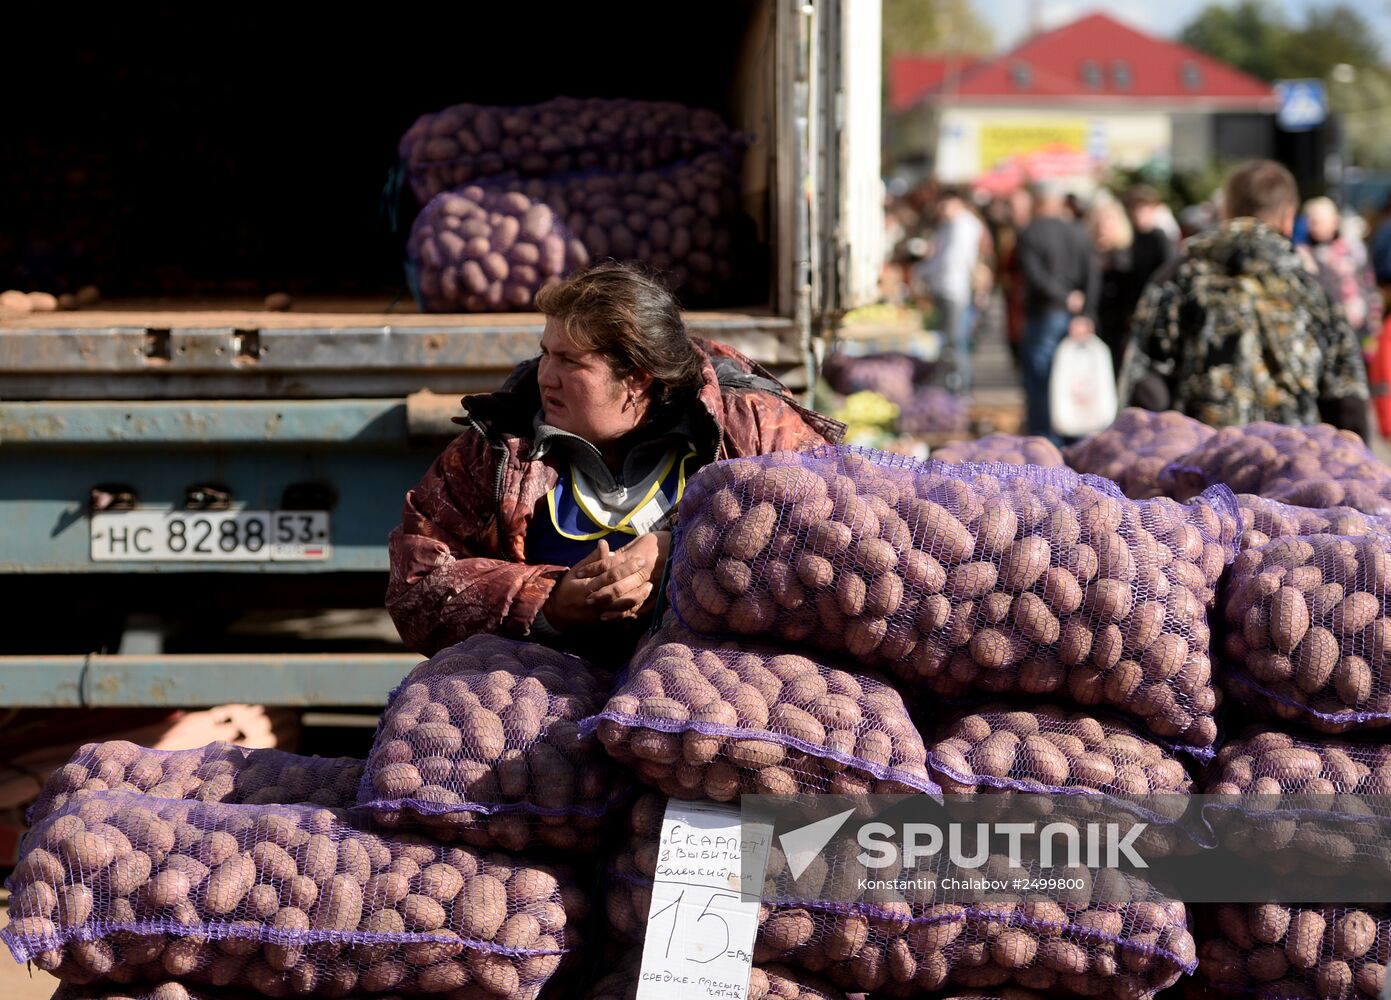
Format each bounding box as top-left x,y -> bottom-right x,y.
1064,408 -> 1391,999
585,443 -> 1248,998
399,97 -> 750,311
2,636 -> 625,1000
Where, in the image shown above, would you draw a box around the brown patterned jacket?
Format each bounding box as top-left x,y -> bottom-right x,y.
387,339 -> 843,656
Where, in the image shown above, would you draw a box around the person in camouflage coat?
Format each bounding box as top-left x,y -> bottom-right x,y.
1119,160 -> 1369,438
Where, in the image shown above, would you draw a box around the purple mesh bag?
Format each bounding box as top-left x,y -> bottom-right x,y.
48,983 -> 414,1000
1236,495 -> 1391,553
930,435 -> 1065,468
1195,904 -> 1389,998
3,793 -> 584,998
407,187 -> 581,312
667,447 -> 1240,754
409,151 -> 746,312
606,792 -> 1198,998
926,704 -> 1192,797
821,353 -> 927,408
1062,409 -> 1215,501
897,387 -> 970,437
1219,525 -> 1391,732
1198,728 -> 1391,881
924,704 -> 1196,857
355,635 -> 628,853
1204,729 -> 1391,797
1160,422 -> 1391,515
583,619 -> 938,801
29,743 -> 363,827
586,948 -> 848,1000
398,97 -> 741,204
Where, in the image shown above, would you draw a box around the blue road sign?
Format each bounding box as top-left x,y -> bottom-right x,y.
1276,79 -> 1328,132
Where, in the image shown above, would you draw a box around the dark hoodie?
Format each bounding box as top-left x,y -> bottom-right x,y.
1119,218 -> 1369,437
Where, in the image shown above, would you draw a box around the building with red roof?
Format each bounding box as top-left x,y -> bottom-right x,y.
888,12 -> 1278,190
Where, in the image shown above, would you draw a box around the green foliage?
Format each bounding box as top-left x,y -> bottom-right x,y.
1180,1 -> 1384,82
1180,1 -> 1391,170
882,0 -> 993,58
1103,161 -> 1234,212
1179,0 -> 1287,81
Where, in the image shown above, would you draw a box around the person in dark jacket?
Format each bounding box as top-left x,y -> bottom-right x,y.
1017,183 -> 1100,441
386,262 -> 843,660
1124,185 -> 1177,302
1119,160 -> 1369,437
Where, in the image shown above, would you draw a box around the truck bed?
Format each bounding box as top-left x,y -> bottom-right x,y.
0,300 -> 803,399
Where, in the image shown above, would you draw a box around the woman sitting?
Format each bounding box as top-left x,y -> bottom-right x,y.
387,262 -> 842,660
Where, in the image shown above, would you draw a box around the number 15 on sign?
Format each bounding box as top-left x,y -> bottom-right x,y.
636,801 -> 773,1000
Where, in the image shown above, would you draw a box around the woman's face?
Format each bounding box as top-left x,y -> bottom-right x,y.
536,317 -> 649,445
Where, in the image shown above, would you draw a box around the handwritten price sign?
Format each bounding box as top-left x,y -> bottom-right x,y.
636,800 -> 773,1000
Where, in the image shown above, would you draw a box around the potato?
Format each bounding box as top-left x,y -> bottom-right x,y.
357,634 -> 625,851
592,620 -> 935,800
1221,524 -> 1391,733
29,743 -> 364,828
672,452 -> 1232,749
8,793 -> 583,1000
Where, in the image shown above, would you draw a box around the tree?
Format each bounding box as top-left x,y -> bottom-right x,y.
1179,0 -> 1286,82
882,0 -> 993,59
1276,6 -> 1383,80
1180,1 -> 1391,170
1180,1 -> 1384,83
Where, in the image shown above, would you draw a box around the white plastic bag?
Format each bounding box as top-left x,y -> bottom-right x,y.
1050,333 -> 1118,437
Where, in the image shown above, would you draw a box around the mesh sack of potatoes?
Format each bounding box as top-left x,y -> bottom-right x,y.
897,387 -> 970,437
1195,904 -> 1389,999
667,447 -> 1240,754
581,620 -> 938,801
1235,495 -> 1391,553
930,436 -> 1065,468
1218,527 -> 1391,732
399,97 -> 740,204
1160,423 -> 1391,515
605,792 -> 1197,998
409,150 -> 745,312
821,353 -> 934,409
407,187 -> 582,312
925,704 -> 1193,798
584,947 -> 847,1000
48,984 -> 414,1000
2,792 -> 584,998
28,743 -> 363,827
1199,728 -> 1391,880
922,705 -> 1196,854
1062,409 -> 1215,501
355,634 -> 628,853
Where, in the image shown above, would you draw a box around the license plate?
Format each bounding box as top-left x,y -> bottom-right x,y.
90,510 -> 331,562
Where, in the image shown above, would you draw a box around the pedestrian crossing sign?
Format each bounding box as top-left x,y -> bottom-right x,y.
1275,79 -> 1328,132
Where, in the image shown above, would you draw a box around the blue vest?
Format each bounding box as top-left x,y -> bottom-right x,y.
526,450 -> 697,567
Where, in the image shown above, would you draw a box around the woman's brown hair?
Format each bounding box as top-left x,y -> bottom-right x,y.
534,262 -> 705,407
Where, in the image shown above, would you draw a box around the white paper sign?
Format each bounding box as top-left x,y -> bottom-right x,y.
636,800 -> 773,1000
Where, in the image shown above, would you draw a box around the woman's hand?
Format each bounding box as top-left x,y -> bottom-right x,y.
581,531 -> 671,623
542,541 -> 621,631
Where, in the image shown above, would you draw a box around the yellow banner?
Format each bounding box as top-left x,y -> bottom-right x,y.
979,122 -> 1087,172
